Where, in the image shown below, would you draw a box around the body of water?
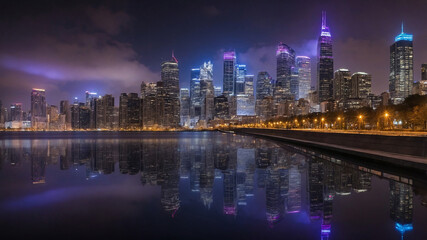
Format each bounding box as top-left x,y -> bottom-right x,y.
0,132 -> 426,239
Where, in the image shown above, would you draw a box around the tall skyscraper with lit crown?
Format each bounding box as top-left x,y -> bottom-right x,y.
317,11 -> 334,103
389,24 -> 413,104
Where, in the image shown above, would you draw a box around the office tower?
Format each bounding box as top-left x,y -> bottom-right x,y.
317,11 -> 334,103
390,24 -> 414,104
10,103 -> 23,121
85,91 -> 97,106
156,81 -> 167,126
142,83 -> 157,127
276,42 -> 296,100
256,72 -> 273,100
119,93 -> 141,130
180,88 -> 190,127
60,100 -> 71,129
78,104 -> 91,129
161,54 -> 180,127
214,86 -> 222,97
245,75 -> 254,96
190,68 -> 202,120
214,95 -> 229,119
256,72 -> 273,117
200,61 -> 214,121
31,88 -> 47,129
351,72 -> 372,99
295,56 -> 311,100
333,69 -> 352,101
223,51 -> 236,96
291,66 -> 299,100
95,94 -> 115,129
71,102 -> 80,129
235,64 -> 247,95
119,93 -> 128,129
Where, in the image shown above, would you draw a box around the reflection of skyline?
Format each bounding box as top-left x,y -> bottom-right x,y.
0,133 -> 423,235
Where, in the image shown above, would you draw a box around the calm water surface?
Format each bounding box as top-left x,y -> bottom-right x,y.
0,132 -> 426,240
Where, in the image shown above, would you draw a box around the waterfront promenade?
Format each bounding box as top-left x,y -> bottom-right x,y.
234,128 -> 427,171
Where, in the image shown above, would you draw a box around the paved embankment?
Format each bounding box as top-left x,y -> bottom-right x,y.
234,128 -> 427,171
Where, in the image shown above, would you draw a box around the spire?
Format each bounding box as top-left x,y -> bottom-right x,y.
401,21 -> 404,34
320,11 -> 331,37
171,50 -> 178,63
322,11 -> 327,29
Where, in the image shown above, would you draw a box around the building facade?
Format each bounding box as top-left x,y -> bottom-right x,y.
389,25 -> 413,104
317,11 -> 334,103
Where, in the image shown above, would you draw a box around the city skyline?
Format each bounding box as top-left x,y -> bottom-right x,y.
1,1 -> 427,108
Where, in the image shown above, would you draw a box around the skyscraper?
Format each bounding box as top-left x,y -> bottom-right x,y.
10,103 -> 23,121
223,51 -> 236,96
235,64 -> 247,95
333,69 -> 352,101
31,88 -> 47,129
161,54 -> 180,127
180,88 -> 190,127
200,61 -> 214,121
389,24 -> 413,104
190,68 -> 201,120
295,56 -> 311,100
256,72 -> 273,117
351,72 -> 372,99
317,11 -> 334,103
244,75 -> 254,96
276,42 -> 296,100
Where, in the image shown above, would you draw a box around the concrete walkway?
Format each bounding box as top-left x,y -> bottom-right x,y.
239,130 -> 427,171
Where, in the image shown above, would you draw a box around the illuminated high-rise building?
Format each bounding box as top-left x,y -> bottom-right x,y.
235,64 -> 247,95
10,103 -> 23,121
256,72 -> 274,117
275,43 -> 296,100
223,51 -> 236,96
295,56 -> 311,100
351,72 -> 372,99
161,54 -> 180,127
317,11 -> 334,103
200,61 -> 214,121
119,93 -> 141,130
190,68 -> 201,120
389,24 -> 413,104
333,69 -> 352,101
180,88 -> 190,127
244,75 -> 254,96
31,88 -> 47,129
95,94 -> 115,129
141,82 -> 157,127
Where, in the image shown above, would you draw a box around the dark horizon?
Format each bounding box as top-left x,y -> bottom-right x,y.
1,0 -> 426,109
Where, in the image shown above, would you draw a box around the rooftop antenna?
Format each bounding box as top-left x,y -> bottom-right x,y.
322,11 -> 327,29
172,50 -> 178,63
401,21 -> 404,33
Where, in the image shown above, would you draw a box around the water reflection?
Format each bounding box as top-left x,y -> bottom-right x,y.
0,132 -> 426,239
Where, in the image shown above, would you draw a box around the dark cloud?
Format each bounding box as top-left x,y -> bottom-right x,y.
0,5 -> 158,109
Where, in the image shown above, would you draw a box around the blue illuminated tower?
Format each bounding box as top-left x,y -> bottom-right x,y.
389,23 -> 413,104
317,11 -> 334,103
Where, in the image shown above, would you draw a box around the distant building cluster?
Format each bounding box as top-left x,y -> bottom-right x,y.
0,12 -> 425,130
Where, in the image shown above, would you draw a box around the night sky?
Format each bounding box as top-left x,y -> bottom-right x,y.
1,0 -> 426,109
